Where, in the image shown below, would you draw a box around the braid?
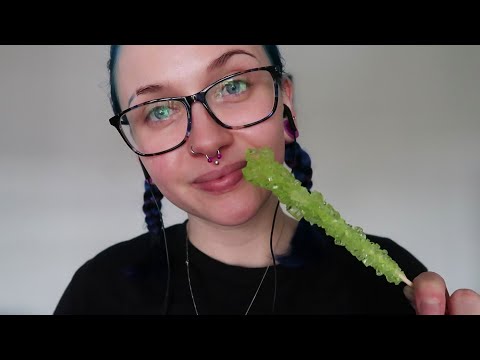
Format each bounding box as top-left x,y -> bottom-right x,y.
143,179 -> 164,234
285,141 -> 313,191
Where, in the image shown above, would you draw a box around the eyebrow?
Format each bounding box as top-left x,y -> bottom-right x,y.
206,49 -> 257,72
128,49 -> 258,107
128,84 -> 162,107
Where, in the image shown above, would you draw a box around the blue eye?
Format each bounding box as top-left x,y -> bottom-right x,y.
223,80 -> 247,95
215,79 -> 248,99
149,106 -> 171,121
145,101 -> 183,124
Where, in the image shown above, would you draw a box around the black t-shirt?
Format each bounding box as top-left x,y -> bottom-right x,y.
54,219 -> 427,315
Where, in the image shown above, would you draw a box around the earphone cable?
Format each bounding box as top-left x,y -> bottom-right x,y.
149,184 -> 171,315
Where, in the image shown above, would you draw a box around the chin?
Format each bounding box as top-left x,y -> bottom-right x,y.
207,210 -> 258,227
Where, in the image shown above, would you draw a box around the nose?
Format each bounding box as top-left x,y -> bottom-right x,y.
188,101 -> 233,158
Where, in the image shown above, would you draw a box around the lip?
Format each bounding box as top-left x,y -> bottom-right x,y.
193,160 -> 247,193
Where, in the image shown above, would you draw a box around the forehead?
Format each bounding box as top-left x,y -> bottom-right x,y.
115,45 -> 269,106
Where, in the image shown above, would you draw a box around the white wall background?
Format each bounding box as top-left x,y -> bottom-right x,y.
1,45 -> 478,314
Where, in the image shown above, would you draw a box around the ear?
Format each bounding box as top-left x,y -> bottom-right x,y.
281,74 -> 298,144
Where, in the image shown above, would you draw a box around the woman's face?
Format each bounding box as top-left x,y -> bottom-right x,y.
115,45 -> 294,226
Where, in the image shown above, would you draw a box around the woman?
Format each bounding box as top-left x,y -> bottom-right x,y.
54,45 -> 480,315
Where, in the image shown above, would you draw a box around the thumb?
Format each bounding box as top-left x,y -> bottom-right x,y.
411,272 -> 448,315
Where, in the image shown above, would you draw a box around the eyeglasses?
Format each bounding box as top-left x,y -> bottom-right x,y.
109,65 -> 282,156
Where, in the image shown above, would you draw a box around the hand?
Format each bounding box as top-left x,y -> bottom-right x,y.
403,271 -> 480,315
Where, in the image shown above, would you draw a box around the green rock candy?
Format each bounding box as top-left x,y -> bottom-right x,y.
242,147 -> 409,286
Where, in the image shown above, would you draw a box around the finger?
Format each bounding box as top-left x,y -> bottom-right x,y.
448,289 -> 480,315
412,272 -> 447,315
403,283 -> 449,313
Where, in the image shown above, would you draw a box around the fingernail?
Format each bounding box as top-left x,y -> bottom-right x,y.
419,298 -> 442,315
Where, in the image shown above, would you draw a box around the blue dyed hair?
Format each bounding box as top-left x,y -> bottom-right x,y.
108,45 -> 313,234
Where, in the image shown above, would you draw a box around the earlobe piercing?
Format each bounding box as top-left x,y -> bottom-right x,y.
283,105 -> 299,139
284,118 -> 299,139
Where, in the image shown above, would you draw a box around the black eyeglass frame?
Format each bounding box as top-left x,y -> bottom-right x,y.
109,65 -> 283,157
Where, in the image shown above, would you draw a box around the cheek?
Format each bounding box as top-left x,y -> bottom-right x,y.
273,123 -> 286,162
142,156 -> 177,195
247,114 -> 286,163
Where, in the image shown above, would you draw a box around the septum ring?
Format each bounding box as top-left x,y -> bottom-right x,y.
190,146 -> 222,165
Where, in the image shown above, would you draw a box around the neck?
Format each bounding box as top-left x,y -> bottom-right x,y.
187,194 -> 298,268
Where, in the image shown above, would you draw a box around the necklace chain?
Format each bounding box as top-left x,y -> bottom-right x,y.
185,234 -> 270,315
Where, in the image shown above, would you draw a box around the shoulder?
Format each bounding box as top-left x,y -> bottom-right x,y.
282,220 -> 427,314
79,221 -> 186,274
53,222 -> 186,314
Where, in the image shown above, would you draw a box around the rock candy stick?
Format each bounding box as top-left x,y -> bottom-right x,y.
242,147 -> 412,286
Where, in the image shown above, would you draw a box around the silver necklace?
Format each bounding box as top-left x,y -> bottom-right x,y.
185,234 -> 270,315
